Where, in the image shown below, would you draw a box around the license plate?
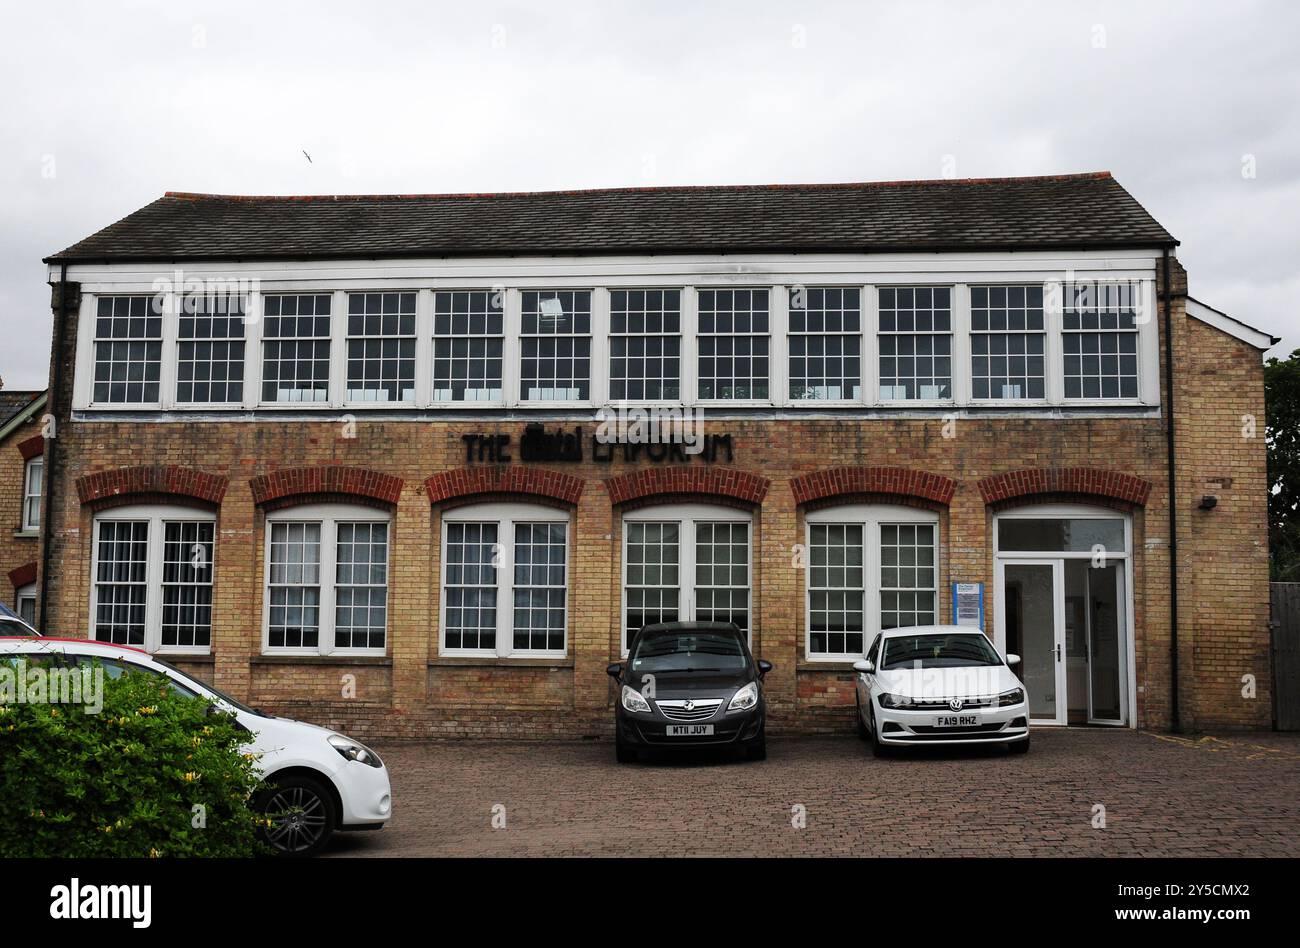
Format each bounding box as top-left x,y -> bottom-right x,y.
933,714 -> 981,728
666,724 -> 714,737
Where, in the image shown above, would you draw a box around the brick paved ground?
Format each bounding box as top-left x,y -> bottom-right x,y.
324,729 -> 1300,857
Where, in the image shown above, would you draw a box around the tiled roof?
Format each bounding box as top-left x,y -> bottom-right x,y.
45,172 -> 1175,263
0,391 -> 43,429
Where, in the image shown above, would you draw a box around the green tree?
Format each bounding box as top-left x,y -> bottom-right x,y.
1266,349 -> 1300,581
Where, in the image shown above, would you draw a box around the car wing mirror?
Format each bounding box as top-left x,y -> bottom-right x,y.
756,659 -> 773,677
852,659 -> 874,674
606,662 -> 623,679
1005,653 -> 1021,666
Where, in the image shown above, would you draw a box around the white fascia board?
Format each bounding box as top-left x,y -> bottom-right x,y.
1185,297 -> 1279,351
0,392 -> 47,443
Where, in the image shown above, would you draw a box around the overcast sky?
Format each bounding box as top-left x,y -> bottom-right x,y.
1,0 -> 1296,389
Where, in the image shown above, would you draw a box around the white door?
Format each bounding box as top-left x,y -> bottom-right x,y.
997,559 -> 1066,726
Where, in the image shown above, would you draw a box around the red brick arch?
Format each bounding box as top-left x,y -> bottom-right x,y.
17,435 -> 44,461
250,466 -> 403,511
76,465 -> 229,510
790,466 -> 957,507
603,467 -> 770,506
978,467 -> 1152,507
425,467 -> 584,506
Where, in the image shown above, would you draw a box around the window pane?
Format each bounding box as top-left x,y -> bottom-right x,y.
261,294 -> 332,403
970,284 -> 1045,400
789,286 -> 861,400
997,518 -> 1126,553
344,293 -> 416,403
520,291 -> 592,401
176,293 -> 247,403
161,521 -> 215,648
443,522 -> 498,651
93,296 -> 163,404
624,522 -> 680,644
335,522 -> 389,650
877,286 -> 952,400
807,523 -> 866,656
879,524 -> 937,630
23,457 -> 43,531
609,289 -> 682,400
512,522 -> 567,652
1063,282 -> 1141,400
94,520 -> 149,646
697,289 -> 770,400
433,290 -> 505,402
268,521 -> 322,648
694,522 -> 750,636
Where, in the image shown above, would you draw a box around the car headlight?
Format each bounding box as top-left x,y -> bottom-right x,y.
997,687 -> 1026,707
620,685 -> 652,713
327,734 -> 384,768
878,692 -> 913,709
728,681 -> 759,712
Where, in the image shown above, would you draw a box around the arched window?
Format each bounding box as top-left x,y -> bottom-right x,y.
439,502 -> 571,658
621,503 -> 753,652
804,504 -> 940,661
91,504 -> 216,653
263,503 -> 391,656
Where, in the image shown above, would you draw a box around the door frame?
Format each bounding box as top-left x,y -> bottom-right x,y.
992,504 -> 1136,729
995,558 -> 1067,726
1084,561 -> 1127,726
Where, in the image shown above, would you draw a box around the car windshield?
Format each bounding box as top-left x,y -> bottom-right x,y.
881,633 -> 1003,669
151,658 -> 268,717
630,629 -> 749,674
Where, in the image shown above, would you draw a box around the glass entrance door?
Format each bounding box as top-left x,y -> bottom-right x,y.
1085,562 -> 1125,725
998,560 -> 1065,725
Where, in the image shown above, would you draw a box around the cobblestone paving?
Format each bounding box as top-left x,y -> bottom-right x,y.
324,729 -> 1300,857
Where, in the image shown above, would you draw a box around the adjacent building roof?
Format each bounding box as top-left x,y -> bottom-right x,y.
45,172 -> 1176,263
1185,298 -> 1280,350
0,391 -> 45,440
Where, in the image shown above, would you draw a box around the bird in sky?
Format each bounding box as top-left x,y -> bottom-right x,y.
302,150 -> 313,164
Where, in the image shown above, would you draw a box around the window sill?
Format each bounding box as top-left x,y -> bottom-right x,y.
796,660 -> 863,673
252,654 -> 392,666
12,529 -> 39,539
160,653 -> 215,665
429,656 -> 574,669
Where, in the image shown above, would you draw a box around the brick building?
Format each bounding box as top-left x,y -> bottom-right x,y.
0,387 -> 47,625
32,172 -> 1278,738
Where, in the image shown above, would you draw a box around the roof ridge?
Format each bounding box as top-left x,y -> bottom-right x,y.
161,171 -> 1115,204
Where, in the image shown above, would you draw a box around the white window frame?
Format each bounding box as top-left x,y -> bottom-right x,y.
262,502 -> 391,657
439,502 -> 571,659
342,290 -> 420,407
70,271 -> 1160,414
517,289 -> 595,408
621,503 -> 753,654
874,284 -> 957,406
607,287 -> 685,404
258,292 -> 334,407
15,583 -> 36,627
803,504 -> 940,662
89,504 -> 217,655
21,455 -> 43,533
786,284 -> 865,406
431,287 -> 507,407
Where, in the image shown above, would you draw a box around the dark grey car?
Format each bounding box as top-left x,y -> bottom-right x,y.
606,621 -> 771,763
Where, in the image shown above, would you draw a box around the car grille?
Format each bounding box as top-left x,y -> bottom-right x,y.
905,723 -> 1009,735
899,696 -> 997,711
656,699 -> 723,722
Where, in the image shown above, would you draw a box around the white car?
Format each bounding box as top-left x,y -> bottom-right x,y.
853,625 -> 1030,755
0,636 -> 391,855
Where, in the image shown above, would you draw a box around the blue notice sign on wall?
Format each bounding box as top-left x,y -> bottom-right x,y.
953,582 -> 985,630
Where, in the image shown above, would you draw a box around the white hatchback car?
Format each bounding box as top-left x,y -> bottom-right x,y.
0,637 -> 391,855
853,625 -> 1030,755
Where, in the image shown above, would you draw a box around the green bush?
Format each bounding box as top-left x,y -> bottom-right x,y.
0,662 -> 266,857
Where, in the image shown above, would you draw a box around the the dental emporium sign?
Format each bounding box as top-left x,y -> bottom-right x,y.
462,406 -> 735,465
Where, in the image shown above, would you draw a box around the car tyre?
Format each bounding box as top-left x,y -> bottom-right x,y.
744,725 -> 767,761
1009,734 -> 1030,754
256,775 -> 337,857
